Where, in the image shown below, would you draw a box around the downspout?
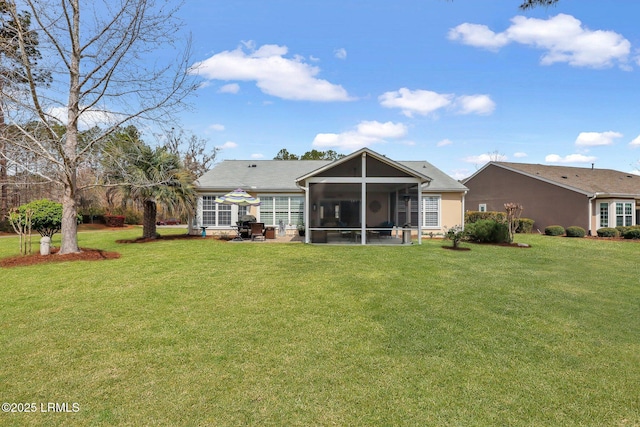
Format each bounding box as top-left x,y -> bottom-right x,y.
296,181 -> 310,243
462,190 -> 467,231
588,194 -> 597,236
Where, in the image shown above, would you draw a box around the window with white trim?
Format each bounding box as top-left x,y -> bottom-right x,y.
599,202 -> 608,228
616,202 -> 633,227
479,204 -> 487,212
260,196 -> 304,227
202,195 -> 231,226
421,195 -> 440,228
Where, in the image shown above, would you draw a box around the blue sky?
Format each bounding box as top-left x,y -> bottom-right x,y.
176,0 -> 640,179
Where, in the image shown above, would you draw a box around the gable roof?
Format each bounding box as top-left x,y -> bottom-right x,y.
295,147 -> 432,184
464,162 -> 639,197
196,148 -> 467,193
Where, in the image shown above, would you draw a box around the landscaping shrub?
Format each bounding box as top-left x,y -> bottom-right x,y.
465,219 -> 510,243
596,227 -> 619,238
616,226 -> 630,236
0,219 -> 12,233
465,210 -> 506,224
544,225 -> 565,236
516,218 -> 534,234
565,226 -> 586,238
104,215 -> 126,227
623,228 -> 640,240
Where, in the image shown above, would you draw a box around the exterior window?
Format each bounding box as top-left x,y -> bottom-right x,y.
202,195 -> 231,226
479,204 -> 487,212
599,203 -> 608,228
422,195 -> 440,228
260,196 -> 304,227
616,202 -> 633,227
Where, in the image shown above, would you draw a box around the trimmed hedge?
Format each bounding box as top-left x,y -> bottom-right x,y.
465,211 -> 506,224
465,219 -> 510,243
516,218 -> 534,234
544,225 -> 565,236
623,228 -> 640,239
597,227 -> 619,238
565,226 -> 586,238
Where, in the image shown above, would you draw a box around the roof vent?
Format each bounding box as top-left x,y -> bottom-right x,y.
248,164 -> 257,168
561,175 -> 568,179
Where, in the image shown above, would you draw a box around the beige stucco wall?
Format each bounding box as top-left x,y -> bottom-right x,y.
423,192 -> 465,236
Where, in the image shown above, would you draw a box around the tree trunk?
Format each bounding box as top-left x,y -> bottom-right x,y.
142,199 -> 158,239
60,181 -> 80,254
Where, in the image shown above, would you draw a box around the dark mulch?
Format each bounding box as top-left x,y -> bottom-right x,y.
0,247 -> 120,268
116,234 -> 202,244
442,245 -> 471,251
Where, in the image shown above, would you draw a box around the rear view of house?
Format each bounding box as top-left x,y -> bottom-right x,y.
463,162 -> 640,234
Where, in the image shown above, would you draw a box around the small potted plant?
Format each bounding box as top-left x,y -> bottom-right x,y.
297,222 -> 305,236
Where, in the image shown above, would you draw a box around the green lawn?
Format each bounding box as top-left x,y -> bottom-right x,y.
1,229 -> 638,426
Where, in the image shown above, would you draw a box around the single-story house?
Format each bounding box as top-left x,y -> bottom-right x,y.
193,147 -> 468,244
462,162 -> 640,234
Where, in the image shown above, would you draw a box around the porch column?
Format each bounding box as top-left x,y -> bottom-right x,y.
417,181 -> 422,245
361,152 -> 367,245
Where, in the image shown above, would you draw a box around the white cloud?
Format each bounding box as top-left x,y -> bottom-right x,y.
379,88 -> 453,117
545,153 -> 597,163
449,14 -> 631,69
513,152 -> 527,158
217,141 -> 238,150
379,88 -> 495,118
313,120 -> 407,151
630,135 -> 640,147
209,123 -> 225,131
250,153 -> 264,159
447,23 -> 509,51
450,168 -> 472,180
190,42 -> 352,101
219,83 -> 240,94
575,131 -> 622,146
455,94 -> 496,115
437,139 -> 453,147
334,48 -> 347,60
463,153 -> 508,164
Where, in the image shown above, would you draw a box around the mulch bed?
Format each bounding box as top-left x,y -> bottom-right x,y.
116,234 -> 202,244
0,247 -> 120,268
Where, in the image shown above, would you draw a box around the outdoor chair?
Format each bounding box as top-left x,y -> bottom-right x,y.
250,222 -> 266,241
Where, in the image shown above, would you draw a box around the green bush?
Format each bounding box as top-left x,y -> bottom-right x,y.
544,225 -> 565,236
565,226 -> 586,238
465,211 -> 506,224
14,199 -> 81,238
616,226 -> 631,236
623,228 -> 640,239
516,218 -> 534,234
0,219 -> 12,233
596,227 -> 619,238
465,219 -> 510,243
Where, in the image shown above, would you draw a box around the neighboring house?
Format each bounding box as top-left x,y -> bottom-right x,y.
194,147 -> 468,244
462,162 -> 640,234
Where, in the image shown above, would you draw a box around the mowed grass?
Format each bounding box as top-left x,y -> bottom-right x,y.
0,229 -> 638,426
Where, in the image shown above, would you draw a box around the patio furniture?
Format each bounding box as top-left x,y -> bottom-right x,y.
250,222 -> 266,241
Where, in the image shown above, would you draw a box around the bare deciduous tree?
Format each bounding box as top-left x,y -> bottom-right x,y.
0,0 -> 196,253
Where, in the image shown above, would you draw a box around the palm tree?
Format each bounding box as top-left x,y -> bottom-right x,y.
104,127 -> 196,239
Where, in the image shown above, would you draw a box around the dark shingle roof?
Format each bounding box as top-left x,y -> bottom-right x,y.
494,162 -> 640,196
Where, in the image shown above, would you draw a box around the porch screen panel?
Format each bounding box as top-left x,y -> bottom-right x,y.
422,196 -> 440,227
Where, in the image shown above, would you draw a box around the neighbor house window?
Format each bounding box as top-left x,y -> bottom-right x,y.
421,195 -> 441,228
202,195 -> 231,226
616,202 -> 633,227
479,204 -> 487,212
599,202 -> 609,228
260,196 -> 304,227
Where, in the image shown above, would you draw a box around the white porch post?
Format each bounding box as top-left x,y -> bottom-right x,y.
361,152 -> 367,245
304,181 -> 310,243
417,181 -> 422,245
